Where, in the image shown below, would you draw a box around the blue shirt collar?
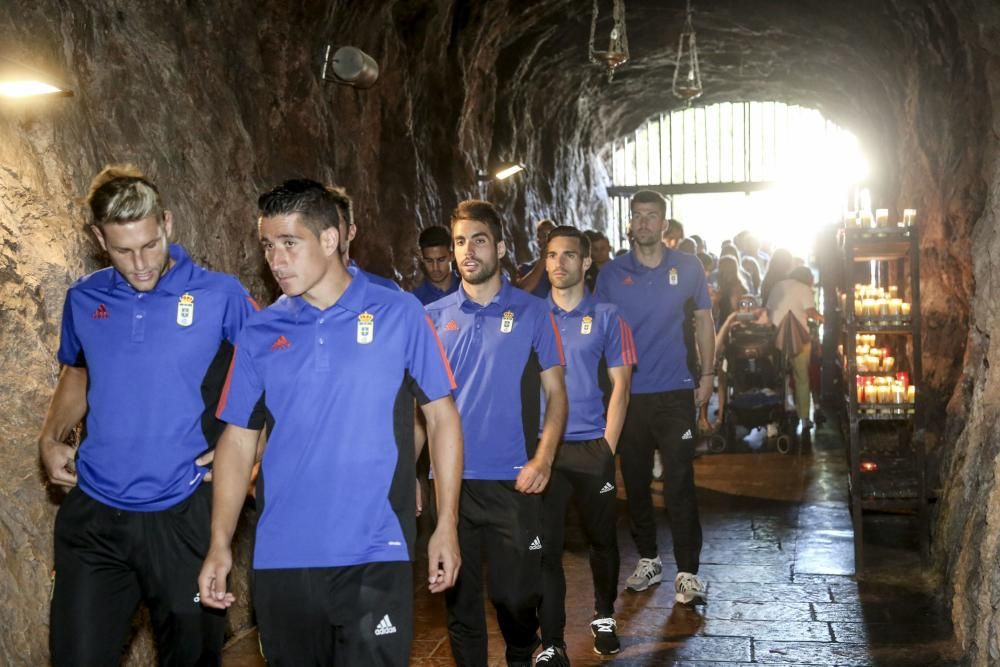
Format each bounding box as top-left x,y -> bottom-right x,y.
547,289 -> 596,317
457,275 -> 512,312
109,243 -> 194,295
285,265 -> 369,316
627,247 -> 673,272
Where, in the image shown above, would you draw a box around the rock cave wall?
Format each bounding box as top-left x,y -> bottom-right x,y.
2,0 -> 1000,664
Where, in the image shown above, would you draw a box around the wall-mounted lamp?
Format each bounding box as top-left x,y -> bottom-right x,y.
321,46 -> 379,88
0,56 -> 73,98
476,162 -> 526,199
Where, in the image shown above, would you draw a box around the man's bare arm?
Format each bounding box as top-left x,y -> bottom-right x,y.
694,308 -> 716,407
38,365 -> 88,488
197,423 -> 260,609
421,396 -> 463,593
604,365 -> 632,453
516,365 -> 567,494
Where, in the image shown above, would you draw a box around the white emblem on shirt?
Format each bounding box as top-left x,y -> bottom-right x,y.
581,315 -> 593,335
668,268 -> 679,286
500,310 -> 515,334
177,293 -> 194,327
357,311 -> 374,344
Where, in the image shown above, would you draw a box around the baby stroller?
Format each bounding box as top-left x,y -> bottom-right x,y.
713,303 -> 798,454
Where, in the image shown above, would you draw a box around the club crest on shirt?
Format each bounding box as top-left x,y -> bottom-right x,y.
357,311 -> 374,344
177,293 -> 194,326
668,268 -> 679,286
581,315 -> 593,335
500,310 -> 515,334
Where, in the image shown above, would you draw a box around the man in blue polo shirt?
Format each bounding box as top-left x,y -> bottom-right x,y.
37,165 -> 257,666
534,226 -> 636,666
412,225 -> 459,305
425,200 -> 567,667
595,190 -> 715,605
197,180 -> 463,667
516,217 -> 555,297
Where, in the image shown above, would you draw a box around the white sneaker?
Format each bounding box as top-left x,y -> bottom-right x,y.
674,571 -> 707,605
652,451 -> 663,480
625,556 -> 663,592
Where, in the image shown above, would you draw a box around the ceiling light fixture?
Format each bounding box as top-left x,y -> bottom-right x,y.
0,56 -> 72,98
321,45 -> 379,88
588,0 -> 630,83
671,0 -> 703,104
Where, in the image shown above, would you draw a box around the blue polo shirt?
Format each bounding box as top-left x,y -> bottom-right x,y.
543,293 -> 637,441
348,258 -> 402,292
426,278 -> 564,480
217,269 -> 455,569
518,260 -> 551,298
412,272 -> 460,305
57,244 -> 256,511
595,248 -> 711,394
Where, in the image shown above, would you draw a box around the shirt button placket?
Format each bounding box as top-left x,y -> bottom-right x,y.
316,316 -> 330,371
131,297 -> 146,343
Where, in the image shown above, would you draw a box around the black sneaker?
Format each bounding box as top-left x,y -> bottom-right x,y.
534,645 -> 570,666
590,616 -> 621,655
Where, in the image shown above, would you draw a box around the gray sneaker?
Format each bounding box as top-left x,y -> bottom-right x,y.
674,571 -> 707,605
625,556 -> 663,592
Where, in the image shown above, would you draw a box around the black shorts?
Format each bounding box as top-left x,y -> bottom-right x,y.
50,483 -> 224,667
253,561 -> 413,667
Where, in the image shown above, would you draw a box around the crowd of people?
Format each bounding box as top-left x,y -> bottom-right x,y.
38,169 -> 821,667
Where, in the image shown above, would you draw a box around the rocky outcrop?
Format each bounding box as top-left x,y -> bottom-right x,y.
1,0 -> 999,664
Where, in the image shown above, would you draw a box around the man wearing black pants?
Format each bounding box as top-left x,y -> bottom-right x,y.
38,165 -> 258,666
535,227 -> 636,666
426,200 -> 568,667
596,190 -> 715,605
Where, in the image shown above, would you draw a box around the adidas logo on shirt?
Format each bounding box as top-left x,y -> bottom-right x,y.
599,482 -> 615,494
374,614 -> 397,636
681,429 -> 694,440
528,536 -> 542,551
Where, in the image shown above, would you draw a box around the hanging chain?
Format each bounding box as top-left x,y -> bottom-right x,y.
589,0 -> 629,83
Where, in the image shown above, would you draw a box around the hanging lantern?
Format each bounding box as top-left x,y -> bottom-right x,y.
589,0 -> 629,83
672,0 -> 703,103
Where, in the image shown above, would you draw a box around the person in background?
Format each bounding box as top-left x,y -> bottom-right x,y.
715,256 -> 751,331
596,190 -> 713,606
412,225 -> 460,305
677,237 -> 697,255
40,165 -> 257,666
734,230 -> 770,268
584,230 -> 612,292
742,255 -> 762,295
535,226 -> 635,664
765,265 -> 823,432
662,218 -> 685,249
517,218 -> 557,297
689,234 -> 707,255
759,248 -> 795,307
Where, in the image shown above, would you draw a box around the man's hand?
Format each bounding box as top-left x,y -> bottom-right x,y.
39,439 -> 77,488
426,524 -> 460,593
197,545 -> 235,609
695,374 -> 714,408
195,450 -> 215,482
515,456 -> 552,494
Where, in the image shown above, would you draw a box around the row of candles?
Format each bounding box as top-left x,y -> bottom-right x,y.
856,375 -> 916,405
839,284 -> 912,318
843,208 -> 917,228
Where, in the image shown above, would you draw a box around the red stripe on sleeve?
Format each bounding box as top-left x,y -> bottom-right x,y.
549,312 -> 566,366
247,295 -> 261,311
620,316 -> 637,365
425,315 -> 457,390
215,345 -> 239,419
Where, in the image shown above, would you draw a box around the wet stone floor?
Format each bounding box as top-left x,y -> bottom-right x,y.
223,422 -> 958,666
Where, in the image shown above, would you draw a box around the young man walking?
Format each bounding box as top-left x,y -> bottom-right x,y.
198,179 -> 463,666
412,225 -> 459,305
425,200 -> 568,667
39,165 -> 257,666
596,190 -> 715,605
534,226 -> 636,666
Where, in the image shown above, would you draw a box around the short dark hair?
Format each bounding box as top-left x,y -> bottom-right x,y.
696,251 -> 713,271
419,225 -> 451,249
584,229 -> 608,244
257,179 -> 352,239
666,219 -> 684,237
630,190 -> 667,217
546,225 -> 591,257
790,265 -> 814,287
450,199 -> 503,244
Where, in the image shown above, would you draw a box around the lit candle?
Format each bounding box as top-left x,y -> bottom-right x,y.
888,298 -> 902,316
860,210 -> 874,228
888,285 -> 899,298
875,208 -> 889,227
901,302 -> 911,317
844,211 -> 858,227
883,356 -> 895,372
902,208 -> 917,227
878,299 -> 889,316
907,385 -> 916,403
878,385 -> 891,403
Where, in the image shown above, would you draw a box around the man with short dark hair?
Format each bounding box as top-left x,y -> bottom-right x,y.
198,179 -> 463,667
663,218 -> 685,249
426,200 -> 568,667
517,218 -> 556,297
39,165 -> 257,666
596,189 -> 714,606
412,225 -> 459,305
534,226 -> 635,666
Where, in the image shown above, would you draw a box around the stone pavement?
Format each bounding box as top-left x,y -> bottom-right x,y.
222,423 -> 958,666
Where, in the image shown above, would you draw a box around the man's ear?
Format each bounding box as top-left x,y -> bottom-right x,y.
320,225 -> 341,257
583,255 -> 593,271
497,239 -> 507,260
162,210 -> 174,239
91,225 -> 107,252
